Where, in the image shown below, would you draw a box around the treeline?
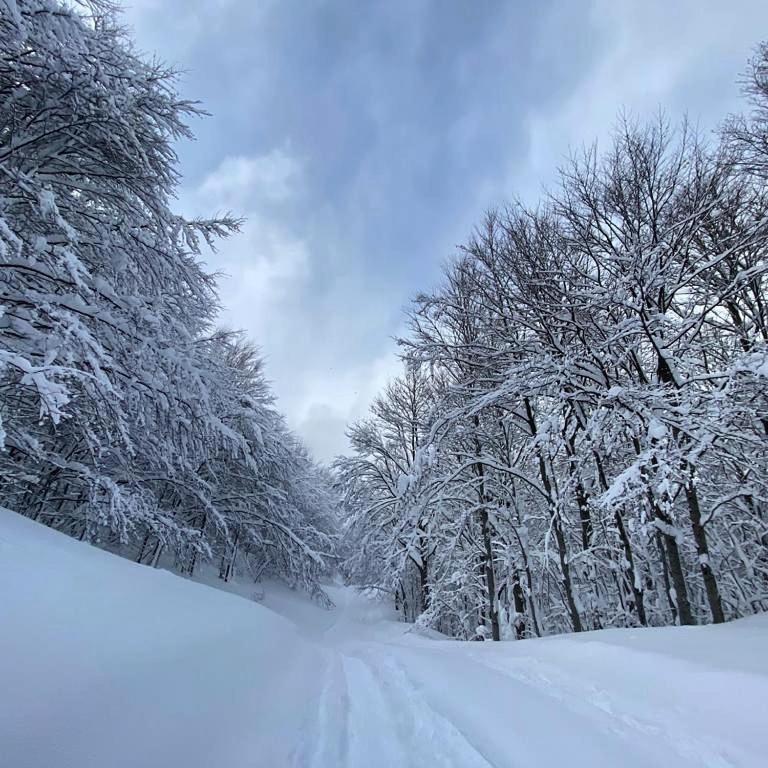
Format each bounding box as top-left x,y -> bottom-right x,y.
337,48 -> 768,638
0,0 -> 335,599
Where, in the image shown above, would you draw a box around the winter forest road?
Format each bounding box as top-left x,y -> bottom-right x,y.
3,510 -> 766,768
276,586 -> 767,768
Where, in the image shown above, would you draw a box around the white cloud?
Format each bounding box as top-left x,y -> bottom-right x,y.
180,149 -> 311,359
215,220 -> 309,335
197,150 -> 302,208
292,345 -> 405,462
122,0 -> 257,61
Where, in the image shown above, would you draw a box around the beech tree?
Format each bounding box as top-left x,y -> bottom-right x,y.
0,0 -> 336,597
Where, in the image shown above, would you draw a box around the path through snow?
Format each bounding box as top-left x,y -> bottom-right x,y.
2,508 -> 767,768
276,584 -> 768,768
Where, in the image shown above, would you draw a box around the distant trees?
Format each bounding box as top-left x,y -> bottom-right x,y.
336,50 -> 768,638
0,0 -> 335,596
337,365 -> 440,620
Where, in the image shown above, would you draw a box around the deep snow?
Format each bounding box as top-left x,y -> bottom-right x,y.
2,508 -> 767,768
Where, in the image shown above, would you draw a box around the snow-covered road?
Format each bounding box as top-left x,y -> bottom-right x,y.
279,585 -> 768,768
3,508 -> 767,768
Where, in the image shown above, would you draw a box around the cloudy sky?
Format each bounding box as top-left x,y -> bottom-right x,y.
125,0 -> 768,461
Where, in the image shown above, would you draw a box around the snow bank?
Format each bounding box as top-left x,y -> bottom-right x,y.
0,509 -> 324,768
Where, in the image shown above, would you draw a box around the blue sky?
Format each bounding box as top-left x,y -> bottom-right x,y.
125,0 -> 768,461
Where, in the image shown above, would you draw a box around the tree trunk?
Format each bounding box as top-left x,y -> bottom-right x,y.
593,452 -> 647,625
639,443 -> 695,626
473,417 -> 500,640
479,507 -> 500,640
150,541 -> 164,568
656,531 -> 678,623
418,560 -> 429,615
523,398 -> 582,633
511,571 -> 526,639
565,434 -> 592,551
136,531 -> 151,564
614,509 -> 647,626
225,536 -> 238,582
552,513 -> 584,633
660,525 -> 695,625
684,476 -> 725,623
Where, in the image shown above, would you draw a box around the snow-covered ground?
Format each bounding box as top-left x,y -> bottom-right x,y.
2,508 -> 767,768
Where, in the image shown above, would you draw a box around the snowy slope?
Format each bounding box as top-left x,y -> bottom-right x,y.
0,509 -> 326,768
2,508 -> 768,768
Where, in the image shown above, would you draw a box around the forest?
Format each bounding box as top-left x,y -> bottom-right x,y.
2,0 -> 767,642
0,0 -> 337,603
336,64 -> 768,639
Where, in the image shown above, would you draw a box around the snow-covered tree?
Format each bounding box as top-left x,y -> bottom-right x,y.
338,53 -> 768,638
0,0 -> 337,598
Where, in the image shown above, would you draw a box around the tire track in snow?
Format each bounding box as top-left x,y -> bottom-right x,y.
352,649 -> 496,768
293,651 -> 349,768
340,654 -> 411,768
